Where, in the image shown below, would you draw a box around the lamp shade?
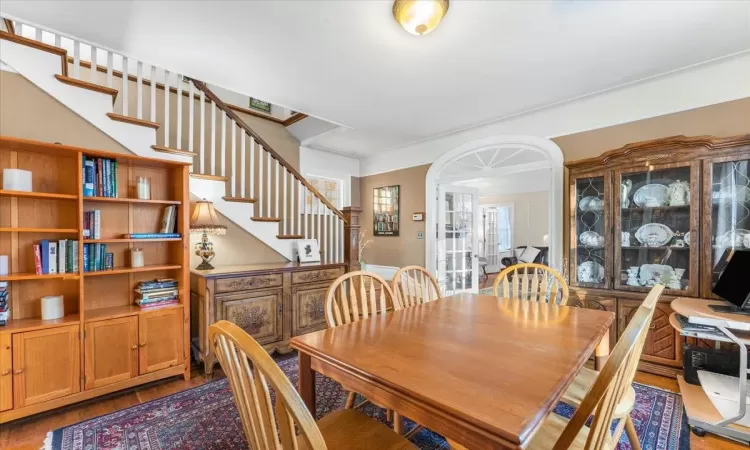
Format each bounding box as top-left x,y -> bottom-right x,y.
190,200 -> 227,235
393,0 -> 449,36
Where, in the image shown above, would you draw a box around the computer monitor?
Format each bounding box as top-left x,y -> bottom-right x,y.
711,250 -> 750,315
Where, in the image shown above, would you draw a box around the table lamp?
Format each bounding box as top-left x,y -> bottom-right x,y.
190,199 -> 227,270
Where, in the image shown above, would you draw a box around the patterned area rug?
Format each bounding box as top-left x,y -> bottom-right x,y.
47,353 -> 689,450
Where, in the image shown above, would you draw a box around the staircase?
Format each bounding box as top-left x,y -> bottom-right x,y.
0,17 -> 345,263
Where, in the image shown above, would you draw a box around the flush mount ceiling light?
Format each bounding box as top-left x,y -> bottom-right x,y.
392,0 -> 449,36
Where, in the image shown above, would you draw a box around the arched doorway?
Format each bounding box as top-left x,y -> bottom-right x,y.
425,135 -> 564,292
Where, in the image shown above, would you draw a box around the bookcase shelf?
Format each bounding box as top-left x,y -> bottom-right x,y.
0,190 -> 78,200
83,238 -> 182,243
0,272 -> 80,282
84,264 -> 182,277
83,196 -> 181,205
0,227 -> 79,233
84,303 -> 182,322
0,315 -> 80,333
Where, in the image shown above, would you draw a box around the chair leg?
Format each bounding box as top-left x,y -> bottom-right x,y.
386,409 -> 393,422
625,416 -> 642,450
345,392 -> 357,409
393,412 -> 403,434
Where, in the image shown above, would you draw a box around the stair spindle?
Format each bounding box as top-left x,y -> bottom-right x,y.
149,65 -> 156,120
266,147 -> 271,216
275,159 -> 280,218
258,146 -> 264,217
231,120 -> 236,197
73,41 -> 80,78
291,179 -> 297,236
323,207 -> 328,262
35,26 -> 42,42
210,101 -> 216,175
54,34 -> 61,49
199,89 -> 206,173
303,186 -> 308,238
240,128 -> 245,197
334,216 -> 339,263
122,56 -> 129,116
163,69 -> 169,146
188,82 -> 195,162
249,137 -> 255,199
89,46 -> 97,83
136,61 -> 143,120
282,169 -> 287,234
176,74 -> 183,149
220,111 -> 226,177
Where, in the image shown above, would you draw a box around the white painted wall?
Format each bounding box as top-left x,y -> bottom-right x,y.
361,52 -> 750,176
299,146 -> 360,207
480,191 -> 549,250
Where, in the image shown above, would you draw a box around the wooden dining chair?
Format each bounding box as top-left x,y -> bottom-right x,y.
557,284 -> 665,450
525,287 -> 661,450
324,271 -> 403,429
391,265 -> 442,308
209,320 -> 416,450
491,263 -> 569,305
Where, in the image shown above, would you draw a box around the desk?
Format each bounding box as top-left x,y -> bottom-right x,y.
670,297 -> 750,444
290,293 -> 614,449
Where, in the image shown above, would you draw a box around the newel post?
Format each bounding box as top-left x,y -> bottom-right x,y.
342,206 -> 362,272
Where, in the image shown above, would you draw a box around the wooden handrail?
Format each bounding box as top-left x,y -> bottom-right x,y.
190,79 -> 346,224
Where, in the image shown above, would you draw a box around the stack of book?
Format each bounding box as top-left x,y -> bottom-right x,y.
83,156 -> 118,197
135,279 -> 178,309
34,239 -> 79,275
83,243 -> 113,272
0,282 -> 8,326
83,210 -> 101,239
122,206 -> 181,240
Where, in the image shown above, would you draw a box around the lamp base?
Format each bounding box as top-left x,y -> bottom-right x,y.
194,231 -> 216,270
195,260 -> 215,270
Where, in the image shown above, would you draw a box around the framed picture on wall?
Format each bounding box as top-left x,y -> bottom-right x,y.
249,98 -> 272,113
373,185 -> 400,236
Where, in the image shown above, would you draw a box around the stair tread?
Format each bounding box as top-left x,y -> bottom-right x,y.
251,217 -> 282,222
151,145 -> 196,157
108,113 -> 160,129
222,196 -> 257,203
276,234 -> 304,239
190,173 -> 229,182
55,75 -> 118,102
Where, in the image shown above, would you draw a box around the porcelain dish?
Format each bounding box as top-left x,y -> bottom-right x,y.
635,223 -> 674,247
633,184 -> 669,207
577,261 -> 605,284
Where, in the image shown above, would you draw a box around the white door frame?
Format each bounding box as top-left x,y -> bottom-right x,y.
425,135 -> 564,275
437,183 -> 480,294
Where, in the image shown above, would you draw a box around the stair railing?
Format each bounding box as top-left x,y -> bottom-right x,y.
2,16 -> 345,263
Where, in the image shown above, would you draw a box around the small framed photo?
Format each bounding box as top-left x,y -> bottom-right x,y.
296,239 -> 320,263
249,98 -> 272,113
412,212 -> 424,221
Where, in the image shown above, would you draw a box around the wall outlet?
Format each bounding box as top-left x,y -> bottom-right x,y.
417,231 -> 424,240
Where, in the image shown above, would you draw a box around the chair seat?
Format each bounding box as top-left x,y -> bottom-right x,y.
561,367 -> 636,417
298,409 -> 417,450
527,412 -> 614,450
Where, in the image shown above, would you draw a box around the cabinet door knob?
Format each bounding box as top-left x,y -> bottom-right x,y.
13,369 -> 23,375
1,370 -> 10,376
139,343 -> 147,347
131,345 -> 138,350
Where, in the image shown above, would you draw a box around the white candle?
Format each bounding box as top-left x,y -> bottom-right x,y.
41,295 -> 64,320
131,248 -> 145,268
2,169 -> 32,192
0,255 -> 7,276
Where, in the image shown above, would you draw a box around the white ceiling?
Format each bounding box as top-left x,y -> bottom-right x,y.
2,1 -> 749,158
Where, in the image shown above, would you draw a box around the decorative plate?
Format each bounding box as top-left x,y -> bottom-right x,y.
638,264 -> 674,286
716,229 -> 750,248
633,184 -> 669,207
579,196 -> 604,212
577,261 -> 605,284
717,185 -> 750,204
684,231 -> 690,246
635,223 -> 674,247
579,231 -> 602,247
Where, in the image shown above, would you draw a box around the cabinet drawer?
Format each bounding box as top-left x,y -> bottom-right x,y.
291,267 -> 344,285
216,289 -> 283,345
215,273 -> 283,293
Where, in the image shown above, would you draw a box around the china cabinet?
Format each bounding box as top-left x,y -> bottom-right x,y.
566,134 -> 750,377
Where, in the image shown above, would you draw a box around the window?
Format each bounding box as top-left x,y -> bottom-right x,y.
497,204 -> 513,251
305,175 -> 343,212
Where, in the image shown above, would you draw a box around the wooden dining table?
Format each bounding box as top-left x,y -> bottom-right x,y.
290,293 -> 615,450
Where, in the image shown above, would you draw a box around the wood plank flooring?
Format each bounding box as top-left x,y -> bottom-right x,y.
0,368 -> 744,449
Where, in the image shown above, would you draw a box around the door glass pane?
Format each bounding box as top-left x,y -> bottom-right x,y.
573,176 -> 607,288
709,159 -> 750,290
443,192 -> 474,294
620,166 -> 691,292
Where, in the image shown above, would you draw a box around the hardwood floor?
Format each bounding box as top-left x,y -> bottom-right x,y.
0,367 -> 744,449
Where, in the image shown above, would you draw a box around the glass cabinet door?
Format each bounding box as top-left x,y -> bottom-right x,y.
703,154 -> 750,298
570,173 -> 611,289
615,162 -> 699,296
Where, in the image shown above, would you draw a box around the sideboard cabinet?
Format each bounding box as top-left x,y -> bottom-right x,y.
566,134 -> 750,377
190,262 -> 346,375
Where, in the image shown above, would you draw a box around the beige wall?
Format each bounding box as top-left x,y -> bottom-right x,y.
359,165 -> 430,267
480,191 -> 549,249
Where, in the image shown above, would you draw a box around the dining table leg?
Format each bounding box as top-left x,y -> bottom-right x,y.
594,332 -> 610,370
299,352 -> 316,415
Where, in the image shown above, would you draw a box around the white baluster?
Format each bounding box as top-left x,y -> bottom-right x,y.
89,46 -> 97,83
163,69 -> 169,146
303,186 -> 308,238
266,148 -> 271,216
290,179 -> 297,236
340,218 -> 345,262
258,148 -> 264,216
323,207 -> 328,262
73,41 -> 80,78
188,82 -> 195,154
210,101 -> 216,175
275,159 -> 280,218
220,111 -> 226,177
281,168 -> 289,234
136,61 -> 143,119
176,74 -> 183,149
231,120 -> 236,197
35,27 -> 41,42
149,65 -> 156,121
240,131 -> 246,197
334,216 -> 338,263
54,34 -> 61,48
199,90 -> 205,173
249,137 -> 255,199
121,56 -> 128,116
105,52 -> 113,88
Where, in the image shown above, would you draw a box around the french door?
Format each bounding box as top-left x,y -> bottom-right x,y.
437,184 -> 479,295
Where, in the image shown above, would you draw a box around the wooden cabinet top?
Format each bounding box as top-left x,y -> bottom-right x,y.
191,262 -> 346,278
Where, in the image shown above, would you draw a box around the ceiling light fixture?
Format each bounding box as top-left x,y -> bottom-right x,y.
392,0 -> 449,36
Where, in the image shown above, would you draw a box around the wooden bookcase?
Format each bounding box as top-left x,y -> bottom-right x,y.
0,136 -> 190,423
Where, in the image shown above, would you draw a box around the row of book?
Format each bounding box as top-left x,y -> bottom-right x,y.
34,240 -> 79,275
83,210 -> 101,239
0,282 -> 8,326
135,279 -> 178,309
83,244 -> 114,273
83,156 -> 118,197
